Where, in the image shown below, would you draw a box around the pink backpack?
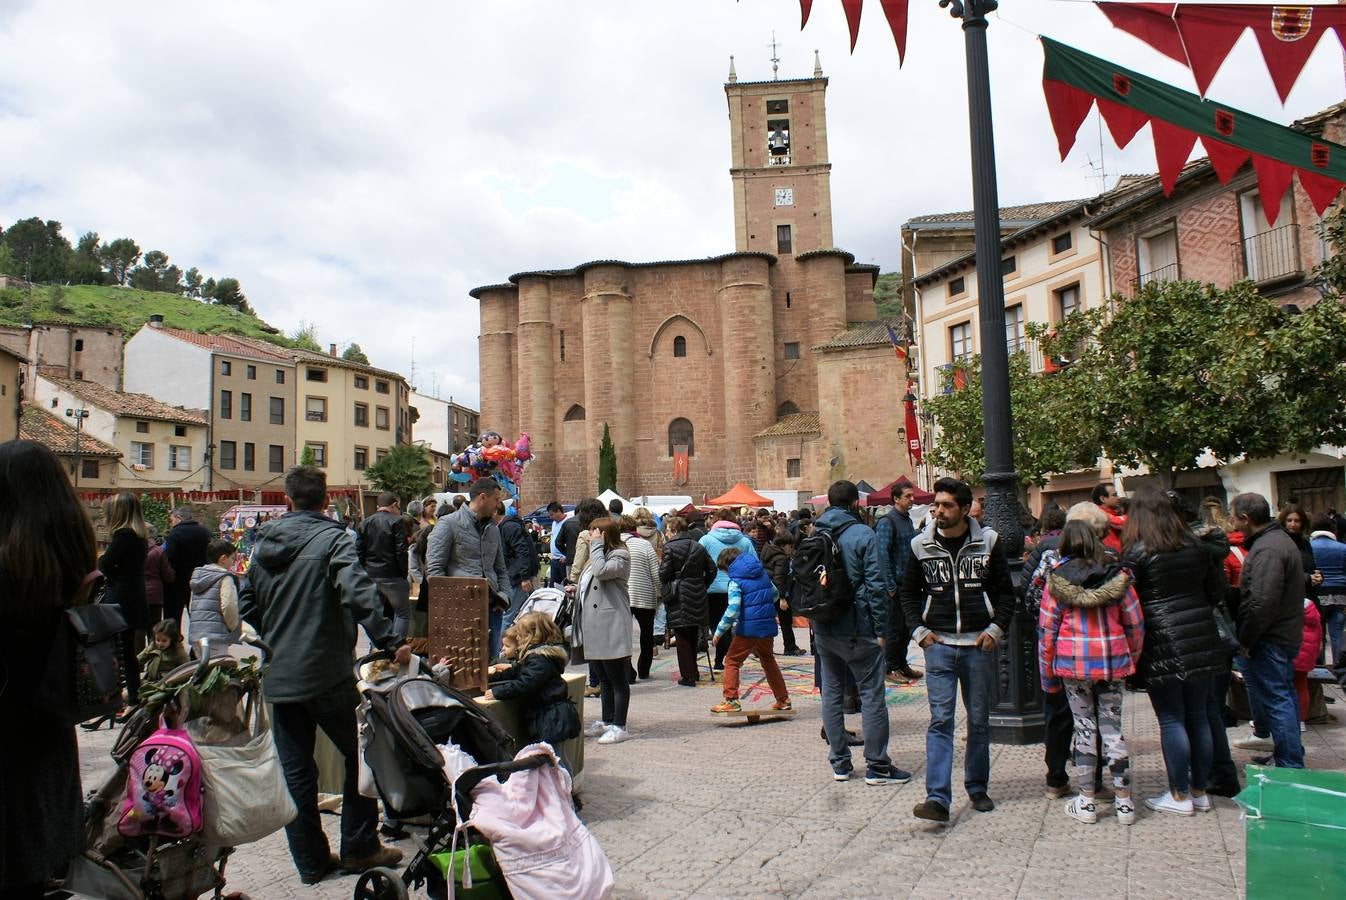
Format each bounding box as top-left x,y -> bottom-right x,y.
118,722 -> 204,839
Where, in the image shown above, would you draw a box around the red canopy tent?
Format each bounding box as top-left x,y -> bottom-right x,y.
866,477 -> 934,507
706,483 -> 775,508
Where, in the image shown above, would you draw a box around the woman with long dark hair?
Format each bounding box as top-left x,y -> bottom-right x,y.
1279,504 -> 1322,601
0,440 -> 98,896
1122,486 -> 1227,816
98,491 -> 150,706
574,518 -> 633,744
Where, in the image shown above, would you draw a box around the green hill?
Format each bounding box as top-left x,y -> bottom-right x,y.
0,282 -> 289,346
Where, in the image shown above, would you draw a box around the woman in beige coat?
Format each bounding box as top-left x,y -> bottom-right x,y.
575,518 -> 633,744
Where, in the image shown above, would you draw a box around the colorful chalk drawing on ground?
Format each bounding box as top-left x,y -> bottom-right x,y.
645,653 -> 925,706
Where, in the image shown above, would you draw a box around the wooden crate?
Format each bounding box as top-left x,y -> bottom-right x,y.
426,575 -> 489,696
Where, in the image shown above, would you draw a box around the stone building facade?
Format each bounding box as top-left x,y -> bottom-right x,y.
474,60 -> 914,505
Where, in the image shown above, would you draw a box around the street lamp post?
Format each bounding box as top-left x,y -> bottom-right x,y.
941,0 -> 1043,742
66,407 -> 89,489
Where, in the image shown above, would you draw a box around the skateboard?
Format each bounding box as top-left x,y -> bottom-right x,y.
710,707 -> 798,725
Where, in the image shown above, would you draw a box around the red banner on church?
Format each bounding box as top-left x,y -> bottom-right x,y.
672,445 -> 690,486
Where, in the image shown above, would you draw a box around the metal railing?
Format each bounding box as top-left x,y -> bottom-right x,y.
1238,223 -> 1301,284
1135,262 -> 1179,291
305,410 -> 327,422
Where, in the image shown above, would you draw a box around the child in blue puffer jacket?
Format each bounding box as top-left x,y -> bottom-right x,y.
710,547 -> 792,714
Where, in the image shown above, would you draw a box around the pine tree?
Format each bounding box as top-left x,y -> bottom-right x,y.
597,423 -> 617,493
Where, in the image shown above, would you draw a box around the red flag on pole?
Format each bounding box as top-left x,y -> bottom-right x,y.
903,385 -> 923,467
885,324 -> 908,362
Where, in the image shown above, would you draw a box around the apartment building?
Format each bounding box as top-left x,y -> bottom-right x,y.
33,375 -> 209,490
412,390 -> 480,454
19,404 -> 122,489
294,346 -> 412,489
123,319 -> 297,489
0,323 -> 123,390
0,345 -> 23,442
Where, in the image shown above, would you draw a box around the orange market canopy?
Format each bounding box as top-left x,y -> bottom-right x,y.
707,483 -> 775,508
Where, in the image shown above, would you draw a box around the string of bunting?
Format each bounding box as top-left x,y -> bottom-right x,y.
799,0 -> 910,63
1041,37 -> 1346,224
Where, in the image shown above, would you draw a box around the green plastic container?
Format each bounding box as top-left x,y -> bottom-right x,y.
427,842 -> 508,899
1235,765 -> 1346,898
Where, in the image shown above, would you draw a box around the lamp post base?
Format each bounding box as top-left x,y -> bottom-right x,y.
989,591 -> 1046,745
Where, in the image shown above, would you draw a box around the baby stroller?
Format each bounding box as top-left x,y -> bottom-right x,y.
352,651 -> 608,899
514,586 -> 566,623
65,636 -> 277,900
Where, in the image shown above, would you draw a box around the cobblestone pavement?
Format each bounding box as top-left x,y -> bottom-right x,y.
77,636 -> 1346,898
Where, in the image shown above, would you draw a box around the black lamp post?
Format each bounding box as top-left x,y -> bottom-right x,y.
941,0 -> 1043,742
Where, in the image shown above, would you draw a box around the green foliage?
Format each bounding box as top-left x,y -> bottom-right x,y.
364,443 -> 432,506
140,493 -> 171,537
299,445 -> 316,467
182,267 -> 204,298
71,232 -> 105,284
130,250 -> 183,294
0,217 -> 73,282
342,342 -> 370,365
98,237 -> 141,285
872,272 -> 905,318
290,321 -> 322,351
1315,205 -> 1346,296
597,423 -> 617,492
0,244 -> 15,277
209,277 -> 251,314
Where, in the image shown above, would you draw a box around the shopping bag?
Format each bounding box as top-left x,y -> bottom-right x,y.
195,699 -> 296,846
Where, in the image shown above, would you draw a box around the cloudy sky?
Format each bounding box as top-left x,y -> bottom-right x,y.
2,1 -> 1342,409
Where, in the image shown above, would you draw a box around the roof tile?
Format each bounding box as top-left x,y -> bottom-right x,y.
152,325 -> 292,362
812,317 -> 909,352
905,199 -> 1086,227
755,412 -> 822,438
20,405 -> 122,457
43,376 -> 208,426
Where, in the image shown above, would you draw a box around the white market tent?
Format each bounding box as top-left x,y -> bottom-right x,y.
628,495 -> 694,515
596,489 -> 635,515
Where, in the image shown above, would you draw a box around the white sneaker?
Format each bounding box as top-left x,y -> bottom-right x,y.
1191,793 -> 1212,812
584,720 -> 610,738
1300,721 -> 1307,733
597,725 -> 632,744
1144,792 -> 1195,816
1114,798 -> 1136,826
1232,731 -> 1274,751
1064,796 -> 1097,824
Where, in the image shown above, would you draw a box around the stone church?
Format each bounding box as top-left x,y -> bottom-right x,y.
473,57 -> 914,505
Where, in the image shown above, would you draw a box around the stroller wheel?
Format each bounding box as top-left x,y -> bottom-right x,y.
353,867 -> 408,900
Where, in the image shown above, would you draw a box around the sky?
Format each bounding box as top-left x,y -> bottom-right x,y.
1,1 -> 1342,410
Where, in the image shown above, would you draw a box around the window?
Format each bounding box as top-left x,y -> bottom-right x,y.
776,224 -> 792,254
135,420 -> 149,434
80,459 -> 99,479
306,367 -> 327,382
240,392 -> 252,422
169,445 -> 191,470
786,458 -> 802,478
1055,284 -> 1081,320
305,397 -> 327,423
668,417 -> 695,457
269,396 -> 284,425
173,425 -> 186,437
268,444 -> 284,473
785,291 -> 791,309
673,336 -> 687,357
1005,304 -> 1025,353
1002,256 -> 1017,276
1137,227 -> 1179,287
948,276 -> 966,297
1238,190 -> 1298,282
220,360 -> 232,376
766,98 -> 789,114
950,322 -> 973,361
767,118 -> 790,159
375,448 -> 388,463
376,380 -> 390,394
243,442 -> 255,471
74,338 -> 84,351
354,402 -> 369,427
1051,232 -> 1073,254
220,390 -> 232,419
354,375 -> 369,390
559,330 -> 566,362
354,446 -> 369,470
275,369 -> 285,384
777,400 -> 800,418
131,441 -> 154,467
305,442 -> 326,468
564,404 -> 586,422
376,406 -> 390,430
783,342 -> 800,360
219,440 -> 236,470
246,364 -> 256,380
73,370 -> 83,380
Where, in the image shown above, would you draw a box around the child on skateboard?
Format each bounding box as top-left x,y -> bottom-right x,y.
710,547 -> 792,714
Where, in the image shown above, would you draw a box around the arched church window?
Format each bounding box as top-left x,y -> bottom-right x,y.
776,401 -> 800,419
564,404 -> 586,422
668,417 -> 694,457
672,335 -> 687,358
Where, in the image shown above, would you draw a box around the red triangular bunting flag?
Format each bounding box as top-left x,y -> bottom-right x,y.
1096,96 -> 1149,148
1252,156 -> 1295,225
1151,119 -> 1198,193
1199,136 -> 1251,184
800,0 -> 815,28
841,0 -> 863,51
1043,79 -> 1095,160
1166,7 -> 1246,97
878,0 -> 908,65
1097,3 -> 1185,63
1250,12 -> 1333,103
1298,167 -> 1345,215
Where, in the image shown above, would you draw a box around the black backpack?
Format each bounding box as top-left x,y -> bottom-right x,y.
789,520 -> 857,624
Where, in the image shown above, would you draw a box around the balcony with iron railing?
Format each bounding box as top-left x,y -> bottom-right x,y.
1236,223 -> 1302,285
1134,262 -> 1179,292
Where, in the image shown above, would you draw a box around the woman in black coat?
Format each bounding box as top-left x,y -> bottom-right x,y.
1279,504 -> 1321,601
98,491 -> 150,705
659,516 -> 715,687
0,441 -> 99,895
760,531 -> 802,654
1122,487 -> 1227,817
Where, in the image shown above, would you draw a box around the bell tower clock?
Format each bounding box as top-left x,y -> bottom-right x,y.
725,51 -> 833,256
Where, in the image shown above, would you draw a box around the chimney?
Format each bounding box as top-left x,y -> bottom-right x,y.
148,315 -> 164,328
329,343 -> 337,357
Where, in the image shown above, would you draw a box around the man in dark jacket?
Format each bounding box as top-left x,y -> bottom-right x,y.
496,504 -> 537,628
162,506 -> 211,626
358,492 -> 411,640
1231,492 -> 1305,769
901,477 -> 1015,822
427,479 -> 511,656
239,466 -> 407,883
874,482 -> 921,682
660,516 -> 715,686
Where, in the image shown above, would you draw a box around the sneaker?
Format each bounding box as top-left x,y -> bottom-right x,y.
584,719 -> 610,737
1144,791 -> 1195,816
1064,796 -> 1097,824
597,725 -> 632,744
339,845 -> 403,873
1232,731 -> 1274,751
832,764 -> 853,782
1191,793 -> 1212,812
711,699 -> 742,714
913,799 -> 950,823
969,792 -> 995,813
1300,721 -> 1307,733
770,699 -> 793,711
1044,782 -> 1072,800
584,685 -> 601,698
300,855 -> 340,885
1114,798 -> 1136,826
885,671 -> 917,686
864,763 -> 912,785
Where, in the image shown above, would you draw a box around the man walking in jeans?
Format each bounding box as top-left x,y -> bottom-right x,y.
1231,492 -> 1305,768
240,466 -> 408,884
875,480 -> 922,683
813,480 -> 912,786
902,477 -> 1015,822
358,491 -> 411,640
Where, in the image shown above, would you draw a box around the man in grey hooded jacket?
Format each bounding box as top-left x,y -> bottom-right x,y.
426,478 -> 511,656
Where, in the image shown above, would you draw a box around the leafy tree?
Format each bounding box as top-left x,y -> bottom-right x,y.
872,271 -> 905,318
290,321 -> 321,351
597,423 -> 617,492
364,443 -> 432,506
1,217 -> 73,283
130,250 -> 183,293
342,343 -> 370,365
71,231 -> 105,284
299,445 -> 316,467
0,244 -> 15,277
98,237 -> 141,285
210,277 -> 250,312
182,267 -> 204,298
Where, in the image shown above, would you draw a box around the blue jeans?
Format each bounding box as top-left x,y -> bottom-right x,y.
489,608 -> 504,660
815,632 -> 891,772
1322,605 -> 1345,663
1148,676 -> 1213,794
373,578 -> 411,641
1243,641 -> 1304,768
502,584 -> 529,630
922,641 -> 994,808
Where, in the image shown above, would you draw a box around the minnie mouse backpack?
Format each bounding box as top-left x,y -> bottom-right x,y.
117,721 -> 205,839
